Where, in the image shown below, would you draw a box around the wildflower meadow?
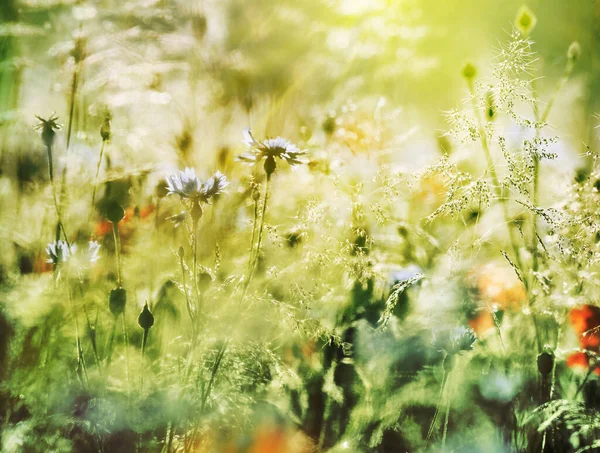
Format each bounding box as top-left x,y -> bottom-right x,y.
1,1 -> 600,452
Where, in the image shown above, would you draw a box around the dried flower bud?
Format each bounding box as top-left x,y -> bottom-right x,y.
138,302 -> 155,330
71,34 -> 87,64
100,112 -> 112,141
109,287 -> 127,316
537,351 -> 554,376
35,114 -> 61,149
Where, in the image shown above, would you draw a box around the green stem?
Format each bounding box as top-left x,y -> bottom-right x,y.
179,252 -> 196,334
106,317 -> 117,365
200,339 -> 228,413
468,85 -> 523,272
67,281 -> 88,386
90,139 -> 107,222
192,219 -> 200,308
60,62 -> 79,205
531,61 -> 574,275
122,312 -> 130,390
426,363 -> 448,447
140,328 -> 149,390
441,370 -> 452,452
243,174 -> 271,298
82,301 -> 102,373
46,144 -> 70,247
244,194 -> 260,282
112,222 -> 122,287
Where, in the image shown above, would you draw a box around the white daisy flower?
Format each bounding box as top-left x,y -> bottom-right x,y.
238,129 -> 308,175
165,168 -> 229,203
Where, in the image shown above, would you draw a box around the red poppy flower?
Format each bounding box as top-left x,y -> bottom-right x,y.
567,305 -> 600,374
569,305 -> 600,350
566,351 -> 600,375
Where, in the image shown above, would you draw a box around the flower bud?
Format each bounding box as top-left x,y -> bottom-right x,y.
190,201 -> 203,223
178,246 -> 185,259
461,62 -> 477,80
155,181 -> 169,198
191,14 -> 207,41
100,113 -> 112,141
485,91 -> 496,121
109,287 -> 127,316
138,302 -> 155,330
322,115 -> 336,136
537,351 -> 554,376
567,41 -> 581,64
264,155 -> 276,176
105,200 -> 125,224
42,127 -> 56,149
515,5 -> 537,36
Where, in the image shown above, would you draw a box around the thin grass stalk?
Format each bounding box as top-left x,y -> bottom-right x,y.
67,281 -> 88,386
83,301 -> 102,373
244,189 -> 260,280
426,360 -> 449,447
467,81 -> 543,350
122,312 -> 130,391
89,139 -> 107,222
531,58 -> 575,275
179,252 -> 196,334
106,317 -> 117,365
112,222 -> 122,287
201,175 -> 272,414
200,339 -> 228,413
59,50 -> 80,207
46,142 -> 70,247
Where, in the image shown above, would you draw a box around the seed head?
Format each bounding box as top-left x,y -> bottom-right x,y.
35,114 -> 61,149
